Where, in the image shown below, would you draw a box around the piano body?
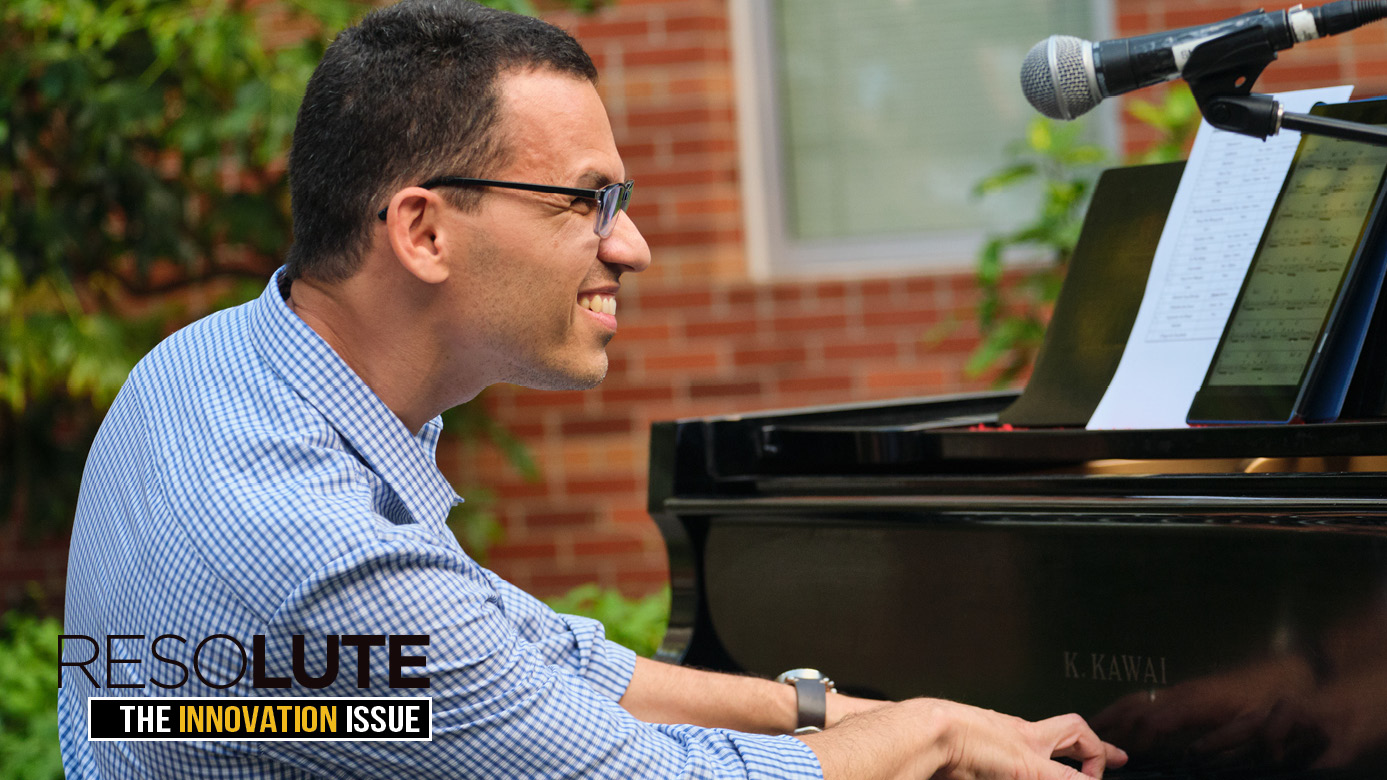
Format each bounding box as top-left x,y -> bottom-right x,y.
648,390 -> 1387,777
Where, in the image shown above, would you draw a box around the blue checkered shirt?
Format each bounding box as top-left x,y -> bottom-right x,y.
59,268 -> 823,779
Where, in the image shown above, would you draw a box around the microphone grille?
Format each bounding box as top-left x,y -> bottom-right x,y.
1020,35 -> 1099,120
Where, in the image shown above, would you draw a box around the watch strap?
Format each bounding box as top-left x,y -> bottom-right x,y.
792,677 -> 827,734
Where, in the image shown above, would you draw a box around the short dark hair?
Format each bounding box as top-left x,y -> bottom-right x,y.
285,0 -> 597,282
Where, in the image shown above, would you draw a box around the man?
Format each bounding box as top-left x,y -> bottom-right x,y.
59,1 -> 1126,778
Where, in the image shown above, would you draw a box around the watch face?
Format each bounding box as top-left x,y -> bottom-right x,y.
776,668 -> 834,689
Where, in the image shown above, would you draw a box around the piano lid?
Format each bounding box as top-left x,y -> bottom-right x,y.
660,390 -> 1387,502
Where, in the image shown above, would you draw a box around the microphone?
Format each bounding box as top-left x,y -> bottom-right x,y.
1021,0 -> 1387,120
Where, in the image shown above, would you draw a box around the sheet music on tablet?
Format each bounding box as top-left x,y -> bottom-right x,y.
1207,140 -> 1387,387
1085,84 -> 1355,430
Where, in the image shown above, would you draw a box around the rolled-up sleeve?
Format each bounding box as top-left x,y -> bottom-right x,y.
482,566 -> 637,701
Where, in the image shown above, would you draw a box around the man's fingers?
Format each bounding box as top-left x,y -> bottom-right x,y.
1037,713 -> 1129,778
1044,762 -> 1092,780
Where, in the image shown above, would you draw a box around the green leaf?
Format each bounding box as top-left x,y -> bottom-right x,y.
972,162 -> 1038,197
544,585 -> 670,657
1026,118 -> 1053,153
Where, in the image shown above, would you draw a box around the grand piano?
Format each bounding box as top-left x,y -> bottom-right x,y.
647,390 -> 1387,778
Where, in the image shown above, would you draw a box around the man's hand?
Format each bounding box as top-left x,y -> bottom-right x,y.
801,698 -> 1127,780
620,658 -> 1125,778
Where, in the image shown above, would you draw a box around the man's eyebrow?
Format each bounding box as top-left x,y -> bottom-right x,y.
575,170 -> 616,189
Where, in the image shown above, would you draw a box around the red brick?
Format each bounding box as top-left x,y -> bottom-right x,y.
863,307 -> 941,328
643,351 -> 721,372
626,106 -> 732,128
612,507 -> 654,525
636,169 -> 737,188
823,340 -> 898,361
904,277 -> 942,296
671,138 -> 738,156
689,380 -> 763,399
573,18 -> 650,40
616,568 -> 674,589
815,281 -> 849,300
770,286 -> 802,304
527,510 -> 598,529
733,346 -> 807,367
488,541 -> 559,562
615,322 -> 674,342
624,45 -> 729,68
675,198 -> 739,216
495,480 -> 551,500
866,369 -> 948,391
531,572 -> 603,596
574,534 -> 647,557
665,14 -> 728,34
560,415 -> 634,437
861,279 -> 894,297
778,375 -> 853,394
513,389 -> 587,408
600,383 -> 676,404
772,313 -> 848,331
608,354 -> 632,375
726,286 -> 761,306
565,475 -> 641,495
636,289 -> 714,310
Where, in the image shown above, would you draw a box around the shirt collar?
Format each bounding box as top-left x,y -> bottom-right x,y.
249,267 -> 462,528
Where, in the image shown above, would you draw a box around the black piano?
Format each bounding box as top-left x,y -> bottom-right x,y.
648,390 -> 1387,778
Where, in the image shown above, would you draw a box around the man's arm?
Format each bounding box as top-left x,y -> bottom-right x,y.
620,656 -> 884,733
620,657 -> 1127,780
480,568 -> 637,699
264,540 -> 822,780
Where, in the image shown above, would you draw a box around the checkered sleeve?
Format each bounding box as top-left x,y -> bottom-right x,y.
482,567 -> 638,701
261,536 -> 822,779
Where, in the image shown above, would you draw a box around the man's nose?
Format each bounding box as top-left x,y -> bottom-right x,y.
599,210 -> 651,273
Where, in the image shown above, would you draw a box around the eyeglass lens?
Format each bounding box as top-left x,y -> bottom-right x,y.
597,182 -> 633,238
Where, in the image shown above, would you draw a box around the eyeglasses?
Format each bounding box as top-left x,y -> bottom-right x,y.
376,176 -> 635,238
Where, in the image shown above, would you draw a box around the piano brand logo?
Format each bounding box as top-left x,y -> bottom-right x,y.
1063,651 -> 1168,684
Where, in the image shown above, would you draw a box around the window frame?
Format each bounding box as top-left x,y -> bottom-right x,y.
731,0 -> 1121,279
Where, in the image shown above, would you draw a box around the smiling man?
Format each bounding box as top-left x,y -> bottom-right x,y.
59,2 -> 1123,778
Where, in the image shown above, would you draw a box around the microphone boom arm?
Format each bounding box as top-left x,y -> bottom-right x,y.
1181,21 -> 1387,146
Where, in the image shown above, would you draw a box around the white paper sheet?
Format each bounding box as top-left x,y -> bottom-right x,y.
1085,85 -> 1355,430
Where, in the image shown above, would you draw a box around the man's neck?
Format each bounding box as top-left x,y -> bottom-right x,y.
285,270 -> 485,435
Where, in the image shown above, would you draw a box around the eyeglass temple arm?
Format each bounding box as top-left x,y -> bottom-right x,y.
377,177 -> 607,221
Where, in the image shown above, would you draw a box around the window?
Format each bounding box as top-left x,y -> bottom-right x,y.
732,0 -> 1117,277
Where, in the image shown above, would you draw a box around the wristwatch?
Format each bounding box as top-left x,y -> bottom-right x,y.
775,668 -> 835,734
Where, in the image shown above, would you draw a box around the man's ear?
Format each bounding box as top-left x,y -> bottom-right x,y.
382,187 -> 460,285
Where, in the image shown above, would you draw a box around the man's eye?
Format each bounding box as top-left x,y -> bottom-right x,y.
570,198 -> 596,215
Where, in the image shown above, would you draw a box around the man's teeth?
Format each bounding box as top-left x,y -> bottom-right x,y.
578,294 -> 617,315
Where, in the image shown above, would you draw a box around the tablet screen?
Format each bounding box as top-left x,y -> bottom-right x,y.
1188,100 -> 1387,423
1206,128 -> 1387,386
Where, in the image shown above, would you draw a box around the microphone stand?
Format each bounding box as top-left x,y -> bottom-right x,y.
1180,24 -> 1387,145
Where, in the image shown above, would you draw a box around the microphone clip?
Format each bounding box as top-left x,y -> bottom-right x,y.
1180,23 -> 1387,148
1182,25 -> 1281,139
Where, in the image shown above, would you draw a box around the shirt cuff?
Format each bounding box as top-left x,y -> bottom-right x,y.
728,732 -> 825,780
581,635 -> 637,702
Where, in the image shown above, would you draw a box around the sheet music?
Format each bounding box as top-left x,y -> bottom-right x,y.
1085,85 -> 1354,430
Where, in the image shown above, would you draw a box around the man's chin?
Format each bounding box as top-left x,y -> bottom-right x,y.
512,356 -> 608,392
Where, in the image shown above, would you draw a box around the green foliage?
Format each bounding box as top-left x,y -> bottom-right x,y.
544,584 -> 670,657
968,119 -> 1108,385
1126,87 -> 1201,165
968,86 -> 1202,386
1,0 -> 599,539
0,611 -> 63,780
1,0 -> 359,532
